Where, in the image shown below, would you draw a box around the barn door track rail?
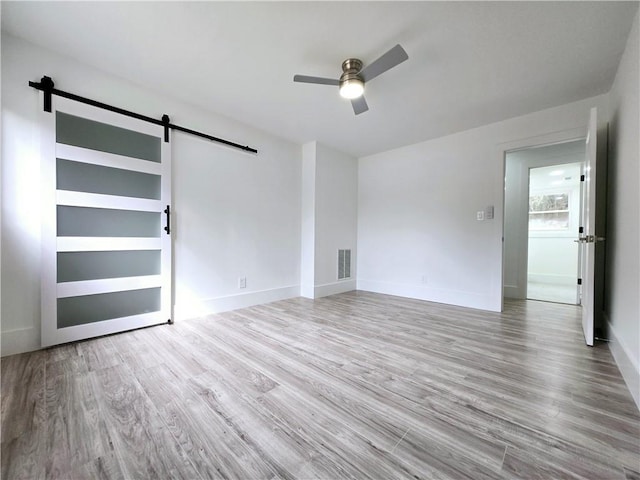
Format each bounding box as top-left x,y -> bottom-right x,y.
29,76 -> 258,154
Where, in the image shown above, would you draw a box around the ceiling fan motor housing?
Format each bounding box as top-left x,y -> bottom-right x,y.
340,58 -> 363,84
339,58 -> 365,98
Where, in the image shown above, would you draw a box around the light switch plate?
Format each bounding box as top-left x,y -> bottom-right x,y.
485,205 -> 494,220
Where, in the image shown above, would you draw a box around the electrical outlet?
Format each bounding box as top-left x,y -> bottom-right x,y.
477,211 -> 485,221
238,277 -> 247,289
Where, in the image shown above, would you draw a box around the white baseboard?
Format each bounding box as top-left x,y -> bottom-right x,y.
356,279 -> 500,312
606,314 -> 640,410
1,326 -> 40,357
174,285 -> 300,320
528,273 -> 575,286
314,279 -> 356,299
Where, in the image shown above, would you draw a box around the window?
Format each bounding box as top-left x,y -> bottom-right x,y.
528,193 -> 570,231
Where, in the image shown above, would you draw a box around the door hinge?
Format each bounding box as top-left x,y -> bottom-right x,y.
580,174 -> 585,181
577,278 -> 582,285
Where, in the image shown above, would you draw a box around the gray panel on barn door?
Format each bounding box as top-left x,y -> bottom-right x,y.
57,287 -> 162,328
57,206 -> 161,237
57,250 -> 161,283
56,111 -> 161,162
57,159 -> 161,199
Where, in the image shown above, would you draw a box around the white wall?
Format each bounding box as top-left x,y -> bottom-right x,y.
314,142 -> 358,296
605,11 -> 640,409
300,141 -> 357,298
172,131 -> 301,319
1,34 -> 302,355
358,95 -> 607,312
300,142 -> 317,298
528,237 -> 578,285
504,144 -> 584,299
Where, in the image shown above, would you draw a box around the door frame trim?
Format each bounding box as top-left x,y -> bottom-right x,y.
497,126 -> 586,312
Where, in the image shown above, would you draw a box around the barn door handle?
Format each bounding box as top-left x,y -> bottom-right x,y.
164,205 -> 171,235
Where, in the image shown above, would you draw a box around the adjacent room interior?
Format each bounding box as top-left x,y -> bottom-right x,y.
527,161 -> 582,304
1,2 -> 639,479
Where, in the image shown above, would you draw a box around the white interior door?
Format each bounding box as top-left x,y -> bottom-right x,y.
579,107 -> 598,346
41,96 -> 172,347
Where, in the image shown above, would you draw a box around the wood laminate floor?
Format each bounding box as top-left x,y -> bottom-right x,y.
2,291 -> 639,479
526,282 -> 577,305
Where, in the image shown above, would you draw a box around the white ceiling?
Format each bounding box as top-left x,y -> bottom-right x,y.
529,162 -> 582,190
2,1 -> 637,157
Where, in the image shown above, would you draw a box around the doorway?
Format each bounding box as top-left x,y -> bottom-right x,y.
503,140 -> 586,305
526,162 -> 582,304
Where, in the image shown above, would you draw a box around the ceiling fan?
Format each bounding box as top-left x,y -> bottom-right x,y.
293,44 -> 409,115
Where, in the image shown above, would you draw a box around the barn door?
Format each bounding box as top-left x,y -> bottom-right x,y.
41,96 -> 172,347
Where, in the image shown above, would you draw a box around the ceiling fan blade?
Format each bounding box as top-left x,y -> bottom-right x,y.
360,44 -> 408,82
351,96 -> 369,115
293,75 -> 340,86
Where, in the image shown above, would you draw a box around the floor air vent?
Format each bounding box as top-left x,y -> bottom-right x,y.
338,249 -> 351,280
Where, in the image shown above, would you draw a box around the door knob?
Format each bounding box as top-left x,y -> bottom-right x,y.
574,235 -> 606,243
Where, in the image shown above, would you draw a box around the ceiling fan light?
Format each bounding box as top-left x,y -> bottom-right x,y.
339,78 -> 364,99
